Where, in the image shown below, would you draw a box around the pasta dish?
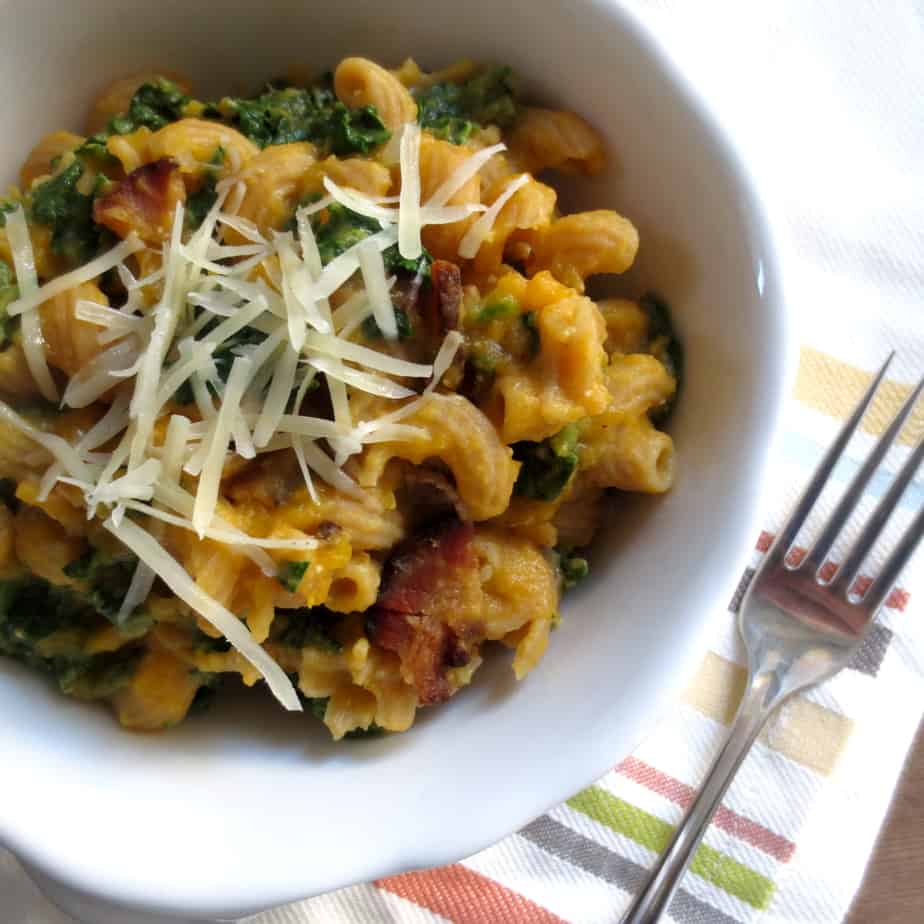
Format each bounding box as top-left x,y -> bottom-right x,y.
0,58 -> 679,738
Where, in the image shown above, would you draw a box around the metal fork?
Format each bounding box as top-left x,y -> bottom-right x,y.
622,353 -> 924,923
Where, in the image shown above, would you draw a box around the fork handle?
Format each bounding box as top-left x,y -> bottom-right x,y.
621,671 -> 779,924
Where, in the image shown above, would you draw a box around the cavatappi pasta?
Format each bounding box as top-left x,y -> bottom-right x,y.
0,60 -> 680,739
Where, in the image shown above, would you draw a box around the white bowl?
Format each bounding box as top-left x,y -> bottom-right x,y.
0,0 -> 793,920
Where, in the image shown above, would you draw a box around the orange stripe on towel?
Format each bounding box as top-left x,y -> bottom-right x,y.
796,346 -> 924,445
755,531 -> 909,611
377,864 -> 567,924
617,756 -> 796,862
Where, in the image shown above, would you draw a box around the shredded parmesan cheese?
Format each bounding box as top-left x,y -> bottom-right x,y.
192,355 -> 252,536
398,122 -> 423,260
426,142 -> 506,209
458,173 -> 530,259
5,207 -> 58,401
105,515 -> 302,711
7,232 -> 144,318
356,240 -> 398,339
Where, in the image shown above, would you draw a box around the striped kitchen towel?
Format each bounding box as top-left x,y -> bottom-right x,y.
2,1 -> 922,922
252,355 -> 922,924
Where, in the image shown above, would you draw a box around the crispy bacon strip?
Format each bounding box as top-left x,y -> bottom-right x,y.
93,158 -> 186,244
378,519 -> 478,617
430,259 -> 462,332
372,609 -> 478,704
370,519 -> 483,704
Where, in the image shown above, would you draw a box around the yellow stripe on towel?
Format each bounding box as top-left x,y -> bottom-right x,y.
796,346 -> 923,444
684,652 -> 853,775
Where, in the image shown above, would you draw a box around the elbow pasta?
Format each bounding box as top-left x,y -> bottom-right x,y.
144,119 -> 260,177
334,57 -> 418,131
507,106 -> 606,176
0,57 -> 680,740
525,210 -> 640,292
39,282 -> 111,378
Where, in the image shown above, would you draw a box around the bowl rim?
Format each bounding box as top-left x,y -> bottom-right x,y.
1,0 -> 798,917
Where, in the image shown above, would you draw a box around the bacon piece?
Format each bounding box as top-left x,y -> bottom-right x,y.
371,608 -> 479,704
401,465 -> 467,525
430,259 -> 462,332
378,519 -> 480,619
93,158 -> 186,244
370,519 -> 483,704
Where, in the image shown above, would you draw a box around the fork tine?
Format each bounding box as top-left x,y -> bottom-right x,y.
806,372 -> 924,575
767,352 -> 894,567
860,498 -> 924,616
833,426 -> 924,597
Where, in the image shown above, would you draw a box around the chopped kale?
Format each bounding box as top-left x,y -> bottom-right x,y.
0,260 -> 19,350
63,548 -> 151,633
306,695 -> 329,721
473,294 -> 519,324
0,577 -> 141,699
512,423 -> 580,501
185,176 -> 218,230
362,306 -> 413,341
218,82 -> 390,154
383,242 -> 432,280
171,317 -> 268,404
0,200 -> 15,227
279,608 -> 343,653
556,547 -> 590,589
521,310 -> 540,358
460,339 -> 504,404
30,161 -> 103,267
310,202 -> 380,263
305,695 -> 385,738
639,291 -> 683,425
415,67 -> 519,144
344,723 -> 386,739
211,323 -> 268,383
278,560 -> 309,593
75,133 -> 113,161
56,648 -> 142,699
308,202 -> 431,279
110,77 -> 191,135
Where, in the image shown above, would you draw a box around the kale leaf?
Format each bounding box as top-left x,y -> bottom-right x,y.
304,696 -> 385,738
0,200 -> 15,228
640,291 -> 683,425
110,77 -> 191,134
30,161 -> 104,267
0,260 -> 19,350
219,83 -> 390,154
415,67 -> 519,144
278,608 -> 343,654
512,423 -> 580,501
185,175 -> 218,230
277,560 -> 309,594
362,307 -> 413,341
0,577 -> 141,699
555,547 -> 590,589
473,294 -> 519,324
63,548 -> 151,633
310,201 -> 381,263
308,202 -> 431,279
520,310 -> 540,358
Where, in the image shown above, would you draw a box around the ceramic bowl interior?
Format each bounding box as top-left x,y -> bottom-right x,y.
0,0 -> 790,919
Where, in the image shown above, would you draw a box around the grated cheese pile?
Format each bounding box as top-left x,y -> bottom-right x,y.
2,123 -> 512,710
